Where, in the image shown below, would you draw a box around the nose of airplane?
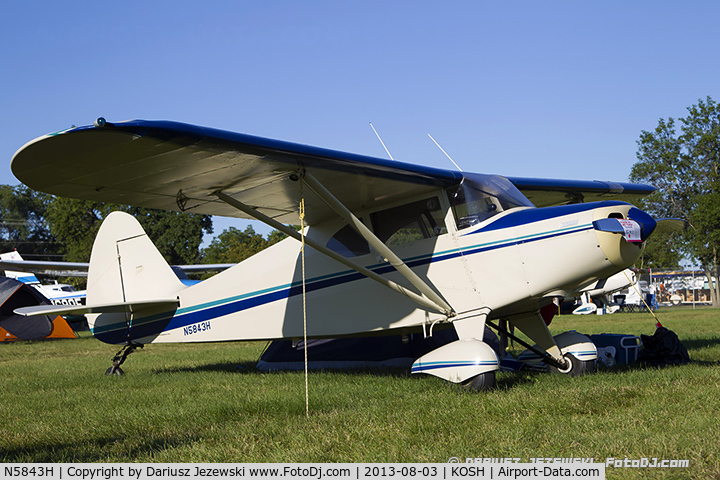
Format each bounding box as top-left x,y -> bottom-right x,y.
592,205 -> 657,268
592,207 -> 657,243
628,207 -> 657,241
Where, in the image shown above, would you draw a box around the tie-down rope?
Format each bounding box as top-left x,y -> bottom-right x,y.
299,185 -> 309,417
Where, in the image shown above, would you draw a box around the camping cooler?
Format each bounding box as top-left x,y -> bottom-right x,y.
590,334 -> 641,365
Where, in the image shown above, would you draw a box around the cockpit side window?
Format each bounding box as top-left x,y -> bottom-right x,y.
370,197 -> 447,247
326,225 -> 371,258
447,174 -> 533,230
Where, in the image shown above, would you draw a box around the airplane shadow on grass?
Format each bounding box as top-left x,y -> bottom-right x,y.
2,433 -> 201,463
150,360 -> 545,391
146,333 -> 720,390
146,331 -> 720,388
154,361 -> 416,378
152,361 -> 260,375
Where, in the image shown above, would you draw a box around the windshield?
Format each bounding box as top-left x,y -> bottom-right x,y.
447,173 -> 533,230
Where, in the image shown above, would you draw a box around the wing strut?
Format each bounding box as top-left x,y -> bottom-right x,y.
301,173 -> 455,317
213,191 -> 450,315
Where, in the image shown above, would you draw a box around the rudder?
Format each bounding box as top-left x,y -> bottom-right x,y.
87,212 -> 185,344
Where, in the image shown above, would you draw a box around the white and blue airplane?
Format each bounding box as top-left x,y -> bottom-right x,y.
11,118 -> 673,389
570,268 -> 637,315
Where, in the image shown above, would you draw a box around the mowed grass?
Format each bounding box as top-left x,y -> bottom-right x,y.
1,308 -> 719,479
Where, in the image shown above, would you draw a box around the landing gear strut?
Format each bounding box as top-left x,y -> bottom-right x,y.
485,320 -> 569,370
105,343 -> 142,376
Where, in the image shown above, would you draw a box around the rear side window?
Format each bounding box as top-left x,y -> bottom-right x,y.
326,225 -> 370,257
370,197 -> 446,247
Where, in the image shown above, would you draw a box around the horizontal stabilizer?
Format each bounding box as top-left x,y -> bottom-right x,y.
15,299 -> 179,318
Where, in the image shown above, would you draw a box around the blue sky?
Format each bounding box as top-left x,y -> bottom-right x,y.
2,1 -> 719,241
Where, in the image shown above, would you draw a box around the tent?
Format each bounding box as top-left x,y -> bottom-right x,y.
0,277 -> 76,342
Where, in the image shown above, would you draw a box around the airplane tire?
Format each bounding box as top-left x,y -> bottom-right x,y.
105,366 -> 124,376
549,353 -> 594,377
465,371 -> 496,391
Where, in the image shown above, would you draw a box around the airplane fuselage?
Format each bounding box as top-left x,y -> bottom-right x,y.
86,198 -> 642,346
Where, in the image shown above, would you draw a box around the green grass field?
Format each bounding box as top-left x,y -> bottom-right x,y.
1,307 -> 719,479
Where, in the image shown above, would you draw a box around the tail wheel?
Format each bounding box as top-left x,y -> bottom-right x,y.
549,353 -> 595,377
465,371 -> 496,391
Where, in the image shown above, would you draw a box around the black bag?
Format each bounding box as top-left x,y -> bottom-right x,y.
637,326 -> 690,366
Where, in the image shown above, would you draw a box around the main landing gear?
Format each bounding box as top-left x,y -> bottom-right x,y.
105,343 -> 142,376
513,330 -> 598,377
548,352 -> 595,377
411,338 -> 501,391
465,371 -> 496,391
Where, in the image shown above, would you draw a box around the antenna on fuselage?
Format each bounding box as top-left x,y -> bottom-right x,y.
369,122 -> 395,161
428,134 -> 463,172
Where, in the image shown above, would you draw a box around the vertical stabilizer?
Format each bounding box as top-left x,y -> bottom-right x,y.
86,212 -> 185,344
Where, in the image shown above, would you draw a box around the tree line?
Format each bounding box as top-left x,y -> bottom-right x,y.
631,96 -> 720,306
0,187 -> 286,277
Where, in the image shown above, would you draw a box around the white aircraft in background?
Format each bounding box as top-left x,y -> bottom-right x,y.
11,118 -> 679,389
571,269 -> 637,315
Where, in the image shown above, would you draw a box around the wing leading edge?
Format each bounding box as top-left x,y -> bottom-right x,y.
12,119 -> 654,224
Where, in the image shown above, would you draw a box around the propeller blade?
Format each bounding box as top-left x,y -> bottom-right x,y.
655,218 -> 688,234
627,207 -> 657,241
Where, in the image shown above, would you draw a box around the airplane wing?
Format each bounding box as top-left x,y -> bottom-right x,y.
0,258 -> 233,276
505,177 -> 655,208
0,259 -> 90,277
173,264 -> 236,273
12,119 -> 655,224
